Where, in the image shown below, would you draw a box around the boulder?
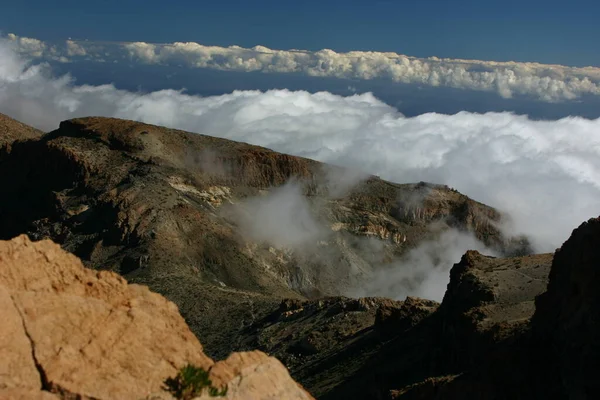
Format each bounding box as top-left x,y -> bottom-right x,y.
0,235 -> 313,400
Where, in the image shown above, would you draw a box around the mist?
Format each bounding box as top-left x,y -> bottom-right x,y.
348,229 -> 497,302
233,181 -> 326,250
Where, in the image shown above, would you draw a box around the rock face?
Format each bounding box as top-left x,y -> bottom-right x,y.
0,115 -> 526,361
0,235 -> 313,400
533,217 -> 600,399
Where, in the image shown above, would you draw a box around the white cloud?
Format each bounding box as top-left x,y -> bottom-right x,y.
234,181 -> 325,250
349,229 -> 498,301
2,38 -> 599,261
5,33 -> 600,102
66,40 -> 86,57
6,33 -> 47,58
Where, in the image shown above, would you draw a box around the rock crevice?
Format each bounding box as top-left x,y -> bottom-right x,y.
8,293 -> 50,392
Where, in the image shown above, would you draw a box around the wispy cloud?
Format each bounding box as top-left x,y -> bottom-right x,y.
6,33 -> 600,102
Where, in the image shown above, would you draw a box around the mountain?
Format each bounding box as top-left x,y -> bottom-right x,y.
3,114 -> 598,399
0,115 -> 527,362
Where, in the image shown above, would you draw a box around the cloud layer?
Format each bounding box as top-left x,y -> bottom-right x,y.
2,38 -> 599,273
6,33 -> 600,103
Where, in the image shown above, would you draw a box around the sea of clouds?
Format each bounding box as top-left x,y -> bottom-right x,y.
2,37 -> 599,300
6,33 -> 600,103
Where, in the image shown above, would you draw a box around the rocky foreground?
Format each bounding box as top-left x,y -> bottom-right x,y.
0,235 -> 313,399
1,113 -> 599,399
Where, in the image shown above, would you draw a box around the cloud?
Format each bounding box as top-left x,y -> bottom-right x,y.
5,33 -> 600,102
234,181 -> 326,250
66,40 -> 86,57
317,164 -> 370,198
349,229 -> 498,302
1,38 -> 599,261
6,33 -> 47,58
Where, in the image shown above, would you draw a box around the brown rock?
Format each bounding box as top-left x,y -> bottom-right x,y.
375,296 -> 439,337
0,235 -> 212,399
0,235 -> 313,400
0,286 -> 40,390
0,388 -> 60,400
207,351 -> 314,400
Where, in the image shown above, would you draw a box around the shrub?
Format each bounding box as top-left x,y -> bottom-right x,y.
163,364 -> 227,399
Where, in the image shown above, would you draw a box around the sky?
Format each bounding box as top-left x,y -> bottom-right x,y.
1,2 -> 600,299
2,0 -> 600,67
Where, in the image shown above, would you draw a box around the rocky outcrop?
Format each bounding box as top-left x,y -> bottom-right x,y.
0,235 -> 313,400
374,296 -> 439,337
435,250 -> 553,370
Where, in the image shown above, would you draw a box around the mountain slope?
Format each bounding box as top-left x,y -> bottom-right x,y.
0,115 -> 527,359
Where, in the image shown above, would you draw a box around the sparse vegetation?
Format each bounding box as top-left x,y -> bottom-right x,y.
163,364 -> 227,399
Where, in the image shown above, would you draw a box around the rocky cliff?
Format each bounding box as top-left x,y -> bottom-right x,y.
532,217 -> 600,399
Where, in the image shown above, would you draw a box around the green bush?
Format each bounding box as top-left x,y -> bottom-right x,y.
163,364 -> 227,399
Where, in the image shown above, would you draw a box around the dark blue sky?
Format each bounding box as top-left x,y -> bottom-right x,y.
2,0 -> 599,67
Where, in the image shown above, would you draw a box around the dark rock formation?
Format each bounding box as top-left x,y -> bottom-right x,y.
384,218 -> 600,400
532,217 -> 600,399
311,250 -> 553,399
